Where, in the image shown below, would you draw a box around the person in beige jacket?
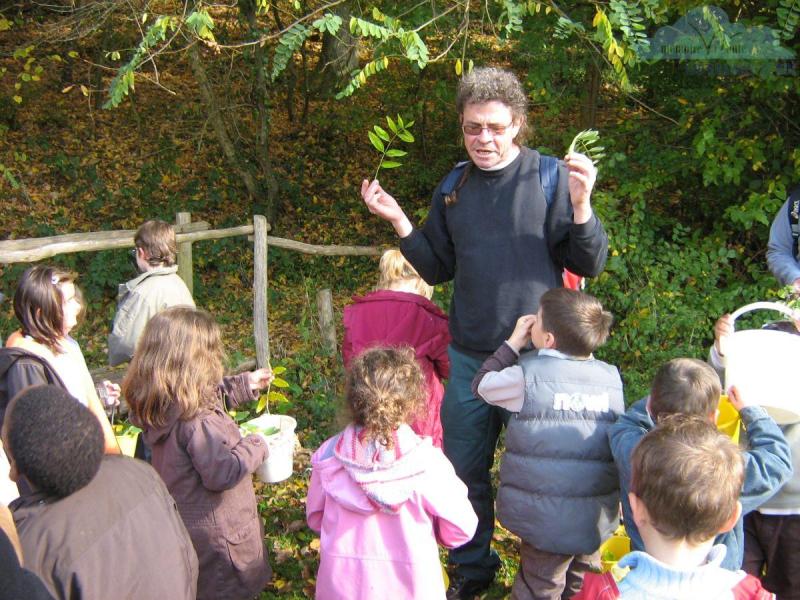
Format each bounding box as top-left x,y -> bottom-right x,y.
108,219 -> 194,366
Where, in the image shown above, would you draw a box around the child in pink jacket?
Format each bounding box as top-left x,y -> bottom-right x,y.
342,249 -> 450,447
307,346 -> 477,600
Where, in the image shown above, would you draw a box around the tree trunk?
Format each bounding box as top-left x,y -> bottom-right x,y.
580,59 -> 601,129
187,44 -> 263,203
314,3 -> 359,96
241,0 -> 279,221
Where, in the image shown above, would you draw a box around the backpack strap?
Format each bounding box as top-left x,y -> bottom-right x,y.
788,187 -> 800,261
440,161 -> 471,198
539,154 -> 559,208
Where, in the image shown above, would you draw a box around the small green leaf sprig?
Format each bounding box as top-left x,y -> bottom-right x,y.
256,364 -> 290,414
567,129 -> 605,165
368,114 -> 415,179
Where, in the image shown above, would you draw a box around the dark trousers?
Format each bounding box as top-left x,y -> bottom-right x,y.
512,542 -> 600,600
742,511 -> 800,600
442,345 -> 509,582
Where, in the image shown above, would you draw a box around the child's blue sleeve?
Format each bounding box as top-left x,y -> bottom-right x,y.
739,406 -> 793,514
608,398 -> 653,553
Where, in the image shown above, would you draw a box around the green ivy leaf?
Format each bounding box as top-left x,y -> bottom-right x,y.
381,160 -> 402,168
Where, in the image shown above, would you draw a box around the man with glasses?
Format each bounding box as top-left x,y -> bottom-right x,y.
361,67 -> 608,599
108,220 -> 195,366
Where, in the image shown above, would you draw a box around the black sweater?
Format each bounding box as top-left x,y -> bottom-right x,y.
400,147 -> 608,357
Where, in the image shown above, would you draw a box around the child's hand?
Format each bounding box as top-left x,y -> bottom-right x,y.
714,314 -> 733,357
727,385 -> 754,412
248,368 -> 274,391
99,380 -> 121,408
507,314 -> 535,352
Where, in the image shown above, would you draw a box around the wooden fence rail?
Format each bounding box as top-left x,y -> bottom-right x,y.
1,213 -> 382,372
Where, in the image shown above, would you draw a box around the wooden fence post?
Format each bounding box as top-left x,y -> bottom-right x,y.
317,288 -> 336,355
176,212 -> 194,296
253,215 -> 270,368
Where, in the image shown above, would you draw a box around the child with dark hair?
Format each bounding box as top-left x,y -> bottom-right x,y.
2,266 -> 119,457
472,287 -> 624,599
123,306 -> 273,600
306,346 -> 477,599
577,416 -> 774,599
609,357 -> 792,571
4,385 -> 198,600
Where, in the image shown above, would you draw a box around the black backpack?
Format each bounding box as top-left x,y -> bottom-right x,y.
788,186 -> 800,260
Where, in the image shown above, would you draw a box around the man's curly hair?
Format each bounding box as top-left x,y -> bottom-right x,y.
345,346 -> 425,449
456,66 -> 529,141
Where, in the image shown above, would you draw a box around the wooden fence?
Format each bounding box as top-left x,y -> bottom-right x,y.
0,213 -> 381,372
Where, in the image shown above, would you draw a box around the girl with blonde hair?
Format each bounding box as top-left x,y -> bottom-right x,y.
123,306 -> 273,600
342,249 -> 450,447
307,346 -> 476,599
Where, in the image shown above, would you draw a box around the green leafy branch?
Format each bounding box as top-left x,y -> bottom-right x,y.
567,129 -> 605,165
777,0 -> 800,40
105,9 -> 216,109
337,11 -> 429,99
271,13 -> 342,82
368,115 -> 415,179
256,365 -> 290,414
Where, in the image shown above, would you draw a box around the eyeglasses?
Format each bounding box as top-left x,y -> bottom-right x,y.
461,121 -> 514,136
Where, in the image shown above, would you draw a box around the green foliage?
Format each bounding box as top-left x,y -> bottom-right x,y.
271,24 -> 311,82
104,15 -> 179,108
368,114 -> 415,178
338,14 -> 429,98
777,0 -> 800,39
185,9 -> 216,42
567,129 -> 605,165
271,14 -> 341,83
609,0 -> 649,57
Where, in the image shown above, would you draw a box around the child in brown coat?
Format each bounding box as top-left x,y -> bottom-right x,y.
124,306 -> 273,600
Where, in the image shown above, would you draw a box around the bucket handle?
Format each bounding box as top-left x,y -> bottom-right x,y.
729,302 -> 799,331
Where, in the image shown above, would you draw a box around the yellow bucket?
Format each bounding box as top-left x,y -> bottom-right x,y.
716,395 -> 741,444
113,424 -> 139,457
599,526 -> 631,572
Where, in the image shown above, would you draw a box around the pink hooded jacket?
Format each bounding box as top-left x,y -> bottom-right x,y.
342,290 -> 450,447
306,424 -> 477,600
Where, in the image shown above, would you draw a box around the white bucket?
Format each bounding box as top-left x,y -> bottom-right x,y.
725,302 -> 800,425
241,414 -> 297,483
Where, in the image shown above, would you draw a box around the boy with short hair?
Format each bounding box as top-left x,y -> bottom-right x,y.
472,288 -> 624,599
577,415 -> 774,599
609,358 -> 792,571
4,385 -> 198,600
108,219 -> 194,366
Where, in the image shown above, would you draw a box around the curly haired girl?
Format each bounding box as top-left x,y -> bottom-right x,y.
306,346 -> 477,600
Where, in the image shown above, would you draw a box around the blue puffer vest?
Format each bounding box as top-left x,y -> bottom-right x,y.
497,352 -> 624,555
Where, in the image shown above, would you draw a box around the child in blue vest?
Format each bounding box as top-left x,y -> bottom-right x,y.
472,287 -> 624,599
